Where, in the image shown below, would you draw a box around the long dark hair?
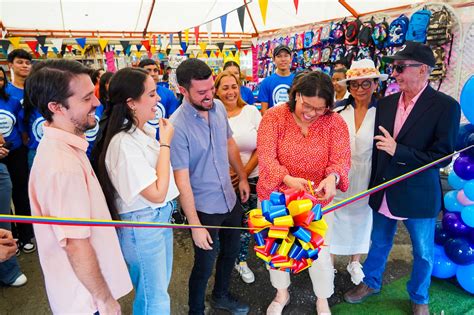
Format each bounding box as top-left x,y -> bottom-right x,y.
0,67 -> 9,101
94,67 -> 149,220
98,71 -> 114,108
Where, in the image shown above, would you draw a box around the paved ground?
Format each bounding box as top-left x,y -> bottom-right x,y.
0,224 -> 413,315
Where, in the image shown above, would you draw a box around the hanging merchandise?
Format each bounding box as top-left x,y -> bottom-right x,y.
358,17 -> 375,47
330,45 -> 346,63
331,19 -> 346,45
427,6 -> 453,46
304,30 -> 313,49
406,8 -> 432,43
387,14 -> 410,47
311,26 -> 322,47
372,18 -> 390,49
296,33 -> 305,50
345,18 -> 361,46
320,46 -> 332,63
320,22 -> 333,43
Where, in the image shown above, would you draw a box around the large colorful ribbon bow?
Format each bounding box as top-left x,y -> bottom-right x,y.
249,189 -> 328,274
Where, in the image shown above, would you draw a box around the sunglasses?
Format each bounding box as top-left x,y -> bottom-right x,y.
393,64 -> 423,74
348,80 -> 374,90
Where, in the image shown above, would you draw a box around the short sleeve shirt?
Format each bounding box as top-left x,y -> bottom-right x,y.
29,126 -> 132,314
170,99 -> 237,214
257,73 -> 295,108
105,124 -> 179,214
0,96 -> 23,150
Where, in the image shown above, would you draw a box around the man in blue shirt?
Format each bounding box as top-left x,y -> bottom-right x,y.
170,58 -> 250,315
257,45 -> 295,114
6,49 -> 32,102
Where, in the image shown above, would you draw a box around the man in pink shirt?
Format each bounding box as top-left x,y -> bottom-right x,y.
344,41 -> 460,315
26,60 -> 132,314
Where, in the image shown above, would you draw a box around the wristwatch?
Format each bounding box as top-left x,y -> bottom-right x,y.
330,172 -> 340,185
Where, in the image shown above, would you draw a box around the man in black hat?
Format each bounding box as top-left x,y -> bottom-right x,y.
344,41 -> 460,315
257,45 -> 295,114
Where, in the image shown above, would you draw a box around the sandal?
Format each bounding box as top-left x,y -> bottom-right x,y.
266,296 -> 290,315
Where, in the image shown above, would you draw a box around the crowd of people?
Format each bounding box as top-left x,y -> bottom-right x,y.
0,40 -> 461,315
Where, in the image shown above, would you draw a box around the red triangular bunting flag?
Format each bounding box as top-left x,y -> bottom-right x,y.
141,40 -> 151,51
294,0 -> 299,13
215,51 -> 220,58
194,26 -> 200,44
26,40 -> 38,53
66,45 -> 73,52
243,49 -> 249,56
235,40 -> 242,51
179,49 -> 184,56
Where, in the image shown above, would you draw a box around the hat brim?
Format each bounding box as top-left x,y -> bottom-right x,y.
382,55 -> 435,67
337,73 -> 389,85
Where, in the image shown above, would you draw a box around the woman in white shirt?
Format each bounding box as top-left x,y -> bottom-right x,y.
95,68 -> 178,315
214,70 -> 261,284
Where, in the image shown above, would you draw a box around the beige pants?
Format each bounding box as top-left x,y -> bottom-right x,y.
269,212 -> 334,298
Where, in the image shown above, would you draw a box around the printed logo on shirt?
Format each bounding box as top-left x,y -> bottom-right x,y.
272,84 -> 291,106
0,110 -> 16,137
85,114 -> 100,141
146,102 -> 166,128
32,116 -> 46,142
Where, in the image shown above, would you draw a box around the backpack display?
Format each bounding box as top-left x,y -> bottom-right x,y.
331,19 -> 346,44
330,45 -> 346,63
320,23 -> 332,42
345,45 -> 359,65
304,31 -> 313,48
358,17 -> 375,47
388,14 -> 410,47
427,7 -> 453,46
372,18 -> 390,49
321,46 -> 332,63
311,47 -> 322,64
406,8 -> 432,43
311,26 -> 322,46
345,18 -> 362,46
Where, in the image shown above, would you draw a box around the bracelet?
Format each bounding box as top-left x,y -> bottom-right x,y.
160,144 -> 170,148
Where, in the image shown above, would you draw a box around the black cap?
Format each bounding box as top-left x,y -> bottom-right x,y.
273,45 -> 291,58
382,41 -> 435,67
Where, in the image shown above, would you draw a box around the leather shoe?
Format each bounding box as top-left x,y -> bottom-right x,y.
211,294 -> 249,315
411,302 -> 429,315
343,283 -> 380,304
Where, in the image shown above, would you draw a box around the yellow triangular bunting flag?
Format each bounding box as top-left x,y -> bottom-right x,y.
9,37 -> 21,49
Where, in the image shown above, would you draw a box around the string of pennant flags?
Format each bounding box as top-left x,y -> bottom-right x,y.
0,0 -> 291,59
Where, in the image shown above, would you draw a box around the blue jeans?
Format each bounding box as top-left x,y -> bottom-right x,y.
363,210 -> 436,304
118,202 -> 174,315
0,163 -> 22,285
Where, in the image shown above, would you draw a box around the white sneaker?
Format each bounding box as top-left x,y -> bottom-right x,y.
10,274 -> 27,287
347,261 -> 365,285
235,262 -> 255,284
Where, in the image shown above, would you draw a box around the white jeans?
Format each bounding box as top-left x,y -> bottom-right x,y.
269,212 -> 334,298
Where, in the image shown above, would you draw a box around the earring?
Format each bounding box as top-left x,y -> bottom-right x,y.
132,107 -> 136,115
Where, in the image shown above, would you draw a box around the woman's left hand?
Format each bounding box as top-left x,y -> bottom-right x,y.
314,175 -> 337,201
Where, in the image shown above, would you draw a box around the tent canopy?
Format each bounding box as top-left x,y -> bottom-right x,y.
2,0 -> 423,37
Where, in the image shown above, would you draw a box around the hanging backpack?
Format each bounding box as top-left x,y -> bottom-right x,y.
345,45 -> 359,65
355,46 -> 373,61
358,17 -> 376,47
331,19 -> 346,44
311,26 -> 322,46
426,7 -> 453,46
345,18 -> 362,46
406,8 -> 432,43
330,45 -> 346,63
320,22 -> 333,43
311,47 -> 322,64
304,31 -> 314,48
387,14 -> 410,47
320,46 -> 333,63
372,18 -> 390,49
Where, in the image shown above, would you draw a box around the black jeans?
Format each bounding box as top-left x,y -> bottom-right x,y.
188,201 -> 243,315
1,145 -> 34,244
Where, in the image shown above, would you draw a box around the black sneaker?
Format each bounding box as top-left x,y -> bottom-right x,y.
21,242 -> 36,254
211,294 -> 249,315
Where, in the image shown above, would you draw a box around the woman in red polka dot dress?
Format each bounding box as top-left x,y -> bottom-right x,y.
257,71 -> 351,315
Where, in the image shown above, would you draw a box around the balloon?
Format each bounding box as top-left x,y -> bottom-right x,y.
468,229 -> 474,244
457,190 -> 474,206
461,205 -> 474,228
448,171 -> 467,189
464,180 -> 474,201
460,75 -> 474,124
442,212 -> 470,237
434,243 -> 445,256
444,190 -> 464,212
435,222 -> 450,245
464,133 -> 474,158
432,251 -> 458,279
456,263 -> 474,294
453,156 -> 474,180
444,238 -> 474,265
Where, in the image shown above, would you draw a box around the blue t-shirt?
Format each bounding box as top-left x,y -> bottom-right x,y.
85,104 -> 105,157
0,96 -> 23,150
147,85 -> 180,140
20,107 -> 46,150
5,83 -> 24,103
257,73 -> 295,108
240,86 -> 255,105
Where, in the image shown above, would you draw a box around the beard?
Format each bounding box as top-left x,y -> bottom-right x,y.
188,94 -> 214,112
71,115 -> 96,135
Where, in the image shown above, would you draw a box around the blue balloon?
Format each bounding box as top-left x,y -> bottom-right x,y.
444,238 -> 474,265
448,171 -> 467,190
455,123 -> 474,151
434,244 -> 445,256
432,252 -> 458,279
461,75 -> 474,123
435,222 -> 450,245
443,212 -> 471,238
454,156 -> 474,180
464,180 -> 474,201
444,190 -> 464,212
461,205 -> 474,228
456,263 -> 474,294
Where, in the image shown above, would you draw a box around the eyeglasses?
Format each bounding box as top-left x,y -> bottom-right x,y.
393,64 -> 423,74
299,94 -> 328,115
348,80 -> 373,90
